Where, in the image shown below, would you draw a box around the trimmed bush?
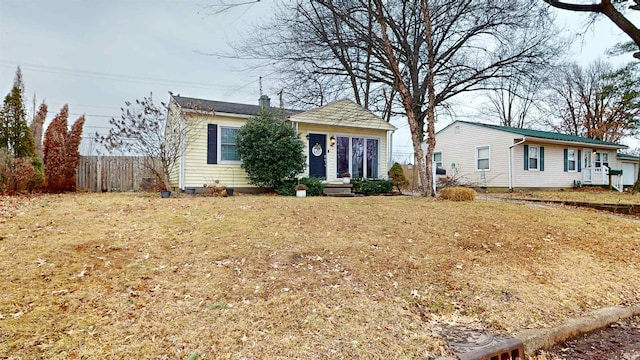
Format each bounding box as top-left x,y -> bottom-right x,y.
236,111 -> 305,189
438,187 -> 475,201
274,177 -> 324,196
388,162 -> 408,193
352,178 -> 393,195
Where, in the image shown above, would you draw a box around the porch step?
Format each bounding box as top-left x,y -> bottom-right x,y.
323,183 -> 354,197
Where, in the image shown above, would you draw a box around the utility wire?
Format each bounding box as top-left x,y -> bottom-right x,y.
0,59 -> 241,90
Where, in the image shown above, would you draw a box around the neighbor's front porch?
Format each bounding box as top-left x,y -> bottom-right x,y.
581,165 -> 624,192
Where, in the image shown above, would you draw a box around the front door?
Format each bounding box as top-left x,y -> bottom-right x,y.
308,134 -> 327,178
583,148 -> 592,182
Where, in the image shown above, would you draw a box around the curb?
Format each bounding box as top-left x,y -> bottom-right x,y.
435,304 -> 640,359
515,303 -> 640,357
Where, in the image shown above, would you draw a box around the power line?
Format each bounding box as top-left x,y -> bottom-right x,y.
0,59 -> 242,90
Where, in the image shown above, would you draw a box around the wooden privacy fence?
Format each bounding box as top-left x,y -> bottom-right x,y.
76,156 -> 160,192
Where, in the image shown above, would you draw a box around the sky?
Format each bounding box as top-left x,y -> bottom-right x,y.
0,0 -> 639,160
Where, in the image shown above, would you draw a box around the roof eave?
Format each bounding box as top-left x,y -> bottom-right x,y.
183,109 -> 254,119
291,118 -> 396,131
519,136 -> 626,149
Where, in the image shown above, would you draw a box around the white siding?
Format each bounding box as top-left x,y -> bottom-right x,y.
512,144 -> 580,188
622,161 -> 639,186
432,122 -> 513,187
433,121 -> 627,189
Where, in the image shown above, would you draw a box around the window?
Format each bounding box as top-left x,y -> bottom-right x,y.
528,146 -> 539,170
602,153 -> 609,167
433,152 -> 443,168
525,145 -> 544,171
207,124 -> 240,164
220,127 -> 240,161
567,149 -> 577,172
337,136 -> 379,178
476,146 -> 490,171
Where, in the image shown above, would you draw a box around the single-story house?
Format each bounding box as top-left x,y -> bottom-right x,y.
430,120 -> 637,191
167,95 -> 396,191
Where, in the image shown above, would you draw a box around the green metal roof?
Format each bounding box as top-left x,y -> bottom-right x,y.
455,120 -> 625,148
617,153 -> 640,160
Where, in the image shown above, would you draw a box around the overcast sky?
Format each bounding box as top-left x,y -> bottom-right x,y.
1,0 -> 638,159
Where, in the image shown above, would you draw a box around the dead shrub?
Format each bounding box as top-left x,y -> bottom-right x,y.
438,187 -> 475,201
203,180 -> 228,197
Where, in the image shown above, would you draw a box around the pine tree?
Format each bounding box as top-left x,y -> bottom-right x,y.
0,67 -> 44,192
1,86 -> 36,158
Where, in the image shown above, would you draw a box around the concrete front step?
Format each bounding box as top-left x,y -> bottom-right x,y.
323,183 -> 353,196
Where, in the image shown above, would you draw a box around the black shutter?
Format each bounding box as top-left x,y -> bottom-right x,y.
563,149 -> 568,172
207,124 -> 218,164
524,145 -> 529,170
577,150 -> 582,172
540,147 -> 544,171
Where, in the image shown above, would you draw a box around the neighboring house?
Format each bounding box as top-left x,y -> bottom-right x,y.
618,153 -> 640,187
167,95 -> 396,191
431,120 -> 632,191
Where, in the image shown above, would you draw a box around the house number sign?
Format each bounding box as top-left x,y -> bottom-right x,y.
312,143 -> 323,157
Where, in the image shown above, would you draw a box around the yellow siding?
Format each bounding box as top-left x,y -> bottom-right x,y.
298,123 -> 390,182
182,113 -> 250,188
172,111 -> 392,189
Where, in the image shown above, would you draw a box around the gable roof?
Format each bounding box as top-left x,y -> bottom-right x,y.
172,95 -> 302,117
445,120 -> 626,149
290,99 -> 396,131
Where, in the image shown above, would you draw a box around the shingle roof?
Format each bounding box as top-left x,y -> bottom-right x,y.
454,120 -> 625,148
290,99 -> 396,131
172,95 -> 302,117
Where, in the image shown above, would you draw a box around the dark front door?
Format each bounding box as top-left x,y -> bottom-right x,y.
308,134 -> 327,178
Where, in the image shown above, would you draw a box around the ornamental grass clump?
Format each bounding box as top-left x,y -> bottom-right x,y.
438,187 -> 475,201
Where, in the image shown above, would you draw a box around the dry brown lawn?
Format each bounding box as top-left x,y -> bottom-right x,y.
1,193 -> 639,359
491,188 -> 640,204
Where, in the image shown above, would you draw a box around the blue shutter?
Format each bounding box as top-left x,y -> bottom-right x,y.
563,149 -> 568,172
540,147 -> 544,172
577,150 -> 582,172
207,124 -> 218,164
524,145 -> 529,170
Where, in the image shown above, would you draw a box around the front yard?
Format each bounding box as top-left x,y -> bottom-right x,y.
1,193 -> 639,358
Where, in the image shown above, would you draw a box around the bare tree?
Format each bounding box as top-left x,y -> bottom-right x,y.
320,0 -> 563,195
482,70 -> 550,128
200,0 -> 261,15
94,93 -> 198,192
219,1 -> 564,195
543,0 -> 640,60
542,61 -> 639,142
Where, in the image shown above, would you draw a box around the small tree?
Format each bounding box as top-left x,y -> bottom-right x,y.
0,68 -> 44,193
236,111 -> 305,189
388,162 -> 409,194
43,105 -> 85,192
30,102 -> 47,160
95,93 -> 187,191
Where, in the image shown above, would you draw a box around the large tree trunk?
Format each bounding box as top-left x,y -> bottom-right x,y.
422,0 -> 436,197
633,157 -> 640,194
